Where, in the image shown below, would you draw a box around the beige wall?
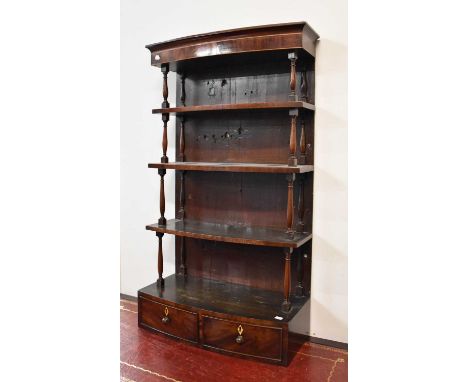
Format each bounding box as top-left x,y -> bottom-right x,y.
121,0 -> 347,342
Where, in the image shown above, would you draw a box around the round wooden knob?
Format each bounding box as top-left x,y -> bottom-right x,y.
235,335 -> 244,344
162,316 -> 170,324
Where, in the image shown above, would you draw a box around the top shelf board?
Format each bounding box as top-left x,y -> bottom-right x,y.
146,22 -> 319,69
152,101 -> 315,115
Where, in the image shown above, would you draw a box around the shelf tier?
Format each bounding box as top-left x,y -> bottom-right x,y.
152,101 -> 315,115
146,219 -> 311,248
148,162 -> 314,174
139,274 -> 308,323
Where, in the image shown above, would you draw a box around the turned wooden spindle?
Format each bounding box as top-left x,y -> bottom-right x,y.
178,171 -> 185,219
286,173 -> 295,236
288,109 -> 298,166
158,169 -> 166,225
156,232 -> 165,287
297,175 -> 305,233
281,248 -> 293,312
161,113 -> 169,163
295,249 -> 305,297
288,52 -> 298,101
178,117 -> 185,162
300,71 -> 308,101
161,64 -> 169,108
179,237 -> 187,277
299,119 -> 306,165
180,73 -> 186,106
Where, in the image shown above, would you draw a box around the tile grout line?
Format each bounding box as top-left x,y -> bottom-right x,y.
121,361 -> 182,382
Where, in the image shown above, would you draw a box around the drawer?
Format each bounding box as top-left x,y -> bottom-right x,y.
201,315 -> 283,362
139,297 -> 198,343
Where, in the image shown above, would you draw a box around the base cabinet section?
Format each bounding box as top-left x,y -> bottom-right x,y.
201,315 -> 284,363
138,297 -> 199,343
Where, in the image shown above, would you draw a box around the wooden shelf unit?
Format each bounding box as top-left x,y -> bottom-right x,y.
139,22 -> 319,366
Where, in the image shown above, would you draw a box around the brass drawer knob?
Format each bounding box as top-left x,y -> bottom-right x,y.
162,306 -> 170,324
236,324 -> 244,344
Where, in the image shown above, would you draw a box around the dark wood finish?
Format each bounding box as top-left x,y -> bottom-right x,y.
286,173 -> 296,235
152,101 -> 315,114
295,248 -> 305,297
281,248 -> 292,312
139,274 -> 307,323
288,52 -> 298,101
146,22 -> 319,68
161,114 -> 169,163
156,232 -> 164,287
178,117 -> 185,161
288,109 -> 299,166
180,73 -> 186,106
201,315 -> 283,362
149,162 -> 314,174
146,219 -> 311,248
158,169 -> 166,225
141,23 -> 318,365
139,296 -> 198,343
161,64 -> 170,108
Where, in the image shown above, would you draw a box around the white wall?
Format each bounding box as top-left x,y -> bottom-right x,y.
121,0 -> 347,343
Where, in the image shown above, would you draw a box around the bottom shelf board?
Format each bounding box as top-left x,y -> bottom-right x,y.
138,274 -> 309,323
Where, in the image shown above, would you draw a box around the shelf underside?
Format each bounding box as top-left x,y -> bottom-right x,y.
139,274 -> 308,322
152,101 -> 315,115
148,162 -> 314,174
146,219 -> 311,248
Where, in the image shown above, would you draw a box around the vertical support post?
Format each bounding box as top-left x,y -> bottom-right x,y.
161,64 -> 169,108
158,169 -> 166,225
288,52 -> 298,101
286,173 -> 296,236
281,248 -> 292,312
178,117 -> 185,162
156,232 -> 165,287
299,119 -> 306,165
161,113 -> 169,163
180,73 -> 186,106
297,175 -> 305,233
300,71 -> 308,102
178,171 -> 185,219
179,237 -> 187,277
288,109 -> 298,166
295,248 -> 305,297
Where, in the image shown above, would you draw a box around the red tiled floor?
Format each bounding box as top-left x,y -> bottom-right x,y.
120,299 -> 347,382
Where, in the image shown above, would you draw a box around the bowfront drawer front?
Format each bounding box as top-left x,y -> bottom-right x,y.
201,315 -> 283,362
139,297 -> 198,343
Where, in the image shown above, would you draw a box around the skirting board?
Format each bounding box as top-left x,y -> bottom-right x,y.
120,293 -> 347,351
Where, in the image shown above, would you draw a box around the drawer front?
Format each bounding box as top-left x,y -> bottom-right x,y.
139,297 -> 198,343
201,315 -> 283,362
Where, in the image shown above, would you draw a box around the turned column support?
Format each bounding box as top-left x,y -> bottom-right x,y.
281,247 -> 293,312
180,73 -> 186,106
288,109 -> 298,166
158,169 -> 166,225
286,173 -> 296,237
295,248 -> 305,297
299,119 -> 306,165
300,71 -> 308,102
179,237 -> 187,277
156,232 -> 165,287
178,117 -> 185,162
161,64 -> 169,108
297,175 -> 305,233
178,170 -> 185,219
161,113 -> 169,163
288,52 -> 298,101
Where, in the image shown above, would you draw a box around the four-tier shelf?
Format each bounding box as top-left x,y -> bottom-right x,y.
138,22 -> 319,365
